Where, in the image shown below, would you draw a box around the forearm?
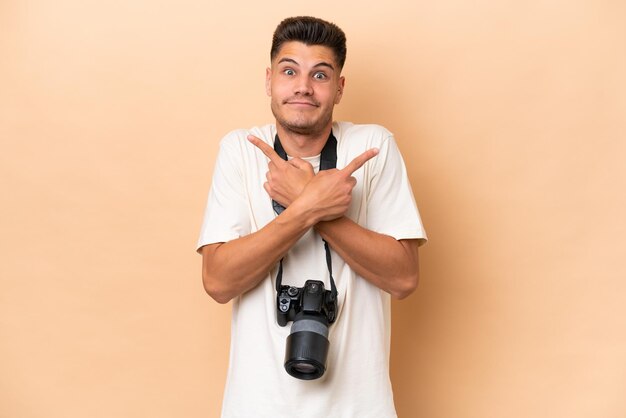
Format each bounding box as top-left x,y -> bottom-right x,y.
201,201 -> 316,303
206,138 -> 388,301
315,217 -> 420,299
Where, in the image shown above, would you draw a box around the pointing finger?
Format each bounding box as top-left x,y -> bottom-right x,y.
247,135 -> 284,165
289,157 -> 315,174
341,148 -> 379,175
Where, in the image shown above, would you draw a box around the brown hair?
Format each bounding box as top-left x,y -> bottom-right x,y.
271,16 -> 347,69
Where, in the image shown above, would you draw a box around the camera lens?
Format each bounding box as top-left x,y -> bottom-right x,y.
292,363 -> 317,374
284,313 -> 329,380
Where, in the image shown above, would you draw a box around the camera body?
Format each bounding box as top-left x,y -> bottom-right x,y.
277,280 -> 337,327
276,280 -> 338,380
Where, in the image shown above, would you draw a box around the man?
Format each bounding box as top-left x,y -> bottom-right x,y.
197,16 -> 426,418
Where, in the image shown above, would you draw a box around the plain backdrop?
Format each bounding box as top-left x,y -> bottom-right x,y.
1,1 -> 625,417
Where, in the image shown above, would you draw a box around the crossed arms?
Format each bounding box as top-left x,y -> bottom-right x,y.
200,135 -> 420,303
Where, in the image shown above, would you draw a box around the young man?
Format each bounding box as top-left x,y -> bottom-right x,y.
197,16 -> 426,418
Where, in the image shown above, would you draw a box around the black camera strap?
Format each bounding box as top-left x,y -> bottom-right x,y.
273,132 -> 338,300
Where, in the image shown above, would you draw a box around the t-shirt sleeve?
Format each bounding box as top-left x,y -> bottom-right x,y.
196,134 -> 251,251
365,134 -> 427,245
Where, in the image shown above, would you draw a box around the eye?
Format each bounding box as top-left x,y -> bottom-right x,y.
283,68 -> 295,76
313,72 -> 327,80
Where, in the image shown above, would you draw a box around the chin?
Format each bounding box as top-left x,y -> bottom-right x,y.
275,116 -> 316,134
276,116 -> 333,135
280,123 -> 317,135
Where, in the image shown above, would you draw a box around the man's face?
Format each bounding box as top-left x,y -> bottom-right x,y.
266,41 -> 345,136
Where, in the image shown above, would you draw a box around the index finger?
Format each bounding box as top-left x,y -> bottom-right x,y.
341,148 -> 379,175
247,135 -> 284,165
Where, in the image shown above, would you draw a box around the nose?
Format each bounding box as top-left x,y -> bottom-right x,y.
294,75 -> 313,95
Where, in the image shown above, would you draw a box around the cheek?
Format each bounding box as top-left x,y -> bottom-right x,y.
319,88 -> 338,105
270,81 -> 291,98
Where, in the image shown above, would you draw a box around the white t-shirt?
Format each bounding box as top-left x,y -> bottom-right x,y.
197,121 -> 427,418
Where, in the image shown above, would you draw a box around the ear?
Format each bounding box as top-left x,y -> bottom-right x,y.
334,76 -> 346,104
265,67 -> 272,97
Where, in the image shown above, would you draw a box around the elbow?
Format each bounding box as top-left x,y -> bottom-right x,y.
390,272 -> 419,300
390,241 -> 420,299
200,244 -> 234,304
202,271 -> 233,304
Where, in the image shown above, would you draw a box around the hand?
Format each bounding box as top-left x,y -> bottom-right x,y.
248,135 -> 315,207
296,147 -> 379,222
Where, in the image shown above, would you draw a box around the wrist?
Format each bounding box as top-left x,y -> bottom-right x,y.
314,216 -> 346,235
281,197 -> 320,229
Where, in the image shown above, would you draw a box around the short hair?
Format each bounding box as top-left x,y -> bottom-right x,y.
270,16 -> 347,69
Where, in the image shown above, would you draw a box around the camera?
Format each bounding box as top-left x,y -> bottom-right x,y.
277,279 -> 337,380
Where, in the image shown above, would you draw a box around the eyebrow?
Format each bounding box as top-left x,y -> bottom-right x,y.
277,58 -> 335,71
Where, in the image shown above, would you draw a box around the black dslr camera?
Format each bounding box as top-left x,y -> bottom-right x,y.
277,280 -> 337,380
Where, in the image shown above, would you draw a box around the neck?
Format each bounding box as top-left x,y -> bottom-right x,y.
275,123 -> 333,158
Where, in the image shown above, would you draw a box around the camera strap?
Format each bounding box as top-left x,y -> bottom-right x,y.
273,132 -> 338,300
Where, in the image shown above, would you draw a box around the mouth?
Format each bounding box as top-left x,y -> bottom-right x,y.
284,100 -> 319,107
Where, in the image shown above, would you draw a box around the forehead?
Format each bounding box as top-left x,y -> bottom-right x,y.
272,41 -> 338,68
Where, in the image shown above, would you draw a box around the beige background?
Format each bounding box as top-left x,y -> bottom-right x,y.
1,1 -> 625,417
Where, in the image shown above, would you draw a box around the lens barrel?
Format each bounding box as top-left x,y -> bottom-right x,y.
284,314 -> 329,380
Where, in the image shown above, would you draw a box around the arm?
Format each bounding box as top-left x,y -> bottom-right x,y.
248,135 -> 420,299
201,141 -> 377,303
315,218 -> 419,299
201,199 -> 313,304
